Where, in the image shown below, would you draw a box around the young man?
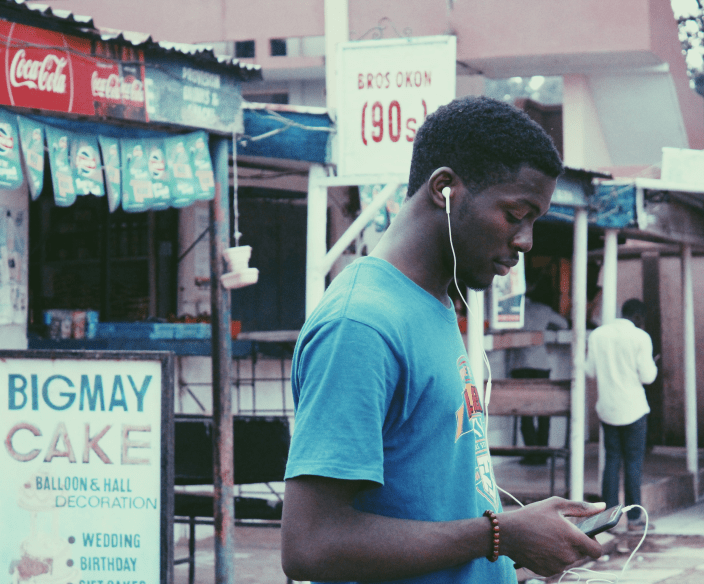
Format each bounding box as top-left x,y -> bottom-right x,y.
585,298 -> 658,531
282,96 -> 605,583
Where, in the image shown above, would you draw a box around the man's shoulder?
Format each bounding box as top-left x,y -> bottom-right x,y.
307,258 -> 410,332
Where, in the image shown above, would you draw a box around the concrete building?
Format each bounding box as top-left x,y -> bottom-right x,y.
29,0 -> 704,456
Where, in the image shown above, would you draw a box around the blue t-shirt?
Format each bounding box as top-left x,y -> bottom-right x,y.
286,257 -> 517,584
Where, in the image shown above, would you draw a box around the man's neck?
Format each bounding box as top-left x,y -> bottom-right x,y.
369,201 -> 453,307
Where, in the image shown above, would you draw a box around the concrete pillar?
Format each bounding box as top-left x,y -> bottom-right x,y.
562,75 -> 611,170
324,0 -> 349,115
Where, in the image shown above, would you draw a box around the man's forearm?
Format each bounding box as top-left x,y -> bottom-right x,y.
282,478 -> 606,582
281,479 -> 493,582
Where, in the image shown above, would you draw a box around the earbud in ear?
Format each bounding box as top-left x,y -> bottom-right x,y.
442,187 -> 451,214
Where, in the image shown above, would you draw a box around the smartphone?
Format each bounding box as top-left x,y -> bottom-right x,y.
574,504 -> 624,537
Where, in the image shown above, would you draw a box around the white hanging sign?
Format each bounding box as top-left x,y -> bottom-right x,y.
491,253 -> 526,330
336,35 -> 456,178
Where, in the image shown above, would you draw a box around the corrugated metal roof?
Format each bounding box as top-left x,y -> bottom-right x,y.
1,0 -> 262,80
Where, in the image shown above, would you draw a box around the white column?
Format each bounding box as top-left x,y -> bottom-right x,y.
598,228 -> 619,488
468,290 -> 485,404
324,0 -> 349,114
570,207 -> 588,501
306,164 -> 328,317
682,243 -> 699,495
601,229 -> 619,325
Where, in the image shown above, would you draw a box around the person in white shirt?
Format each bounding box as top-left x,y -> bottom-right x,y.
585,298 -> 658,530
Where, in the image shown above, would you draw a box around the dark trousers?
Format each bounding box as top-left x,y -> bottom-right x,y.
521,415 -> 550,447
602,414 -> 648,521
511,368 -> 551,449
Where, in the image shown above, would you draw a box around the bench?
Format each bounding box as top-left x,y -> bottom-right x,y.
486,378 -> 571,497
173,414 -> 291,584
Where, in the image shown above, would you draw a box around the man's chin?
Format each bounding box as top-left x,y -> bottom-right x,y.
458,274 -> 493,292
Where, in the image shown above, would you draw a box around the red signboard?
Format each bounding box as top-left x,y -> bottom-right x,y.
0,20 -> 148,121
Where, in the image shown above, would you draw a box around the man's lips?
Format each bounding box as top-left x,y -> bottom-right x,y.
494,259 -> 518,276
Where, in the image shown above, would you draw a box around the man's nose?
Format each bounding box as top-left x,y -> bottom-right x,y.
512,223 -> 533,253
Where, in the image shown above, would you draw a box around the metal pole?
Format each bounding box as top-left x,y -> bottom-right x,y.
682,243 -> 699,496
597,228 -> 619,489
570,207 -> 588,501
210,135 -> 234,584
306,164 -> 328,317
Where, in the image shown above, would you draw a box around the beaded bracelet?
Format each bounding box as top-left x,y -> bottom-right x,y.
483,509 -> 500,562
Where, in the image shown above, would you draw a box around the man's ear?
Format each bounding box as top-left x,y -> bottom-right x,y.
427,167 -> 462,212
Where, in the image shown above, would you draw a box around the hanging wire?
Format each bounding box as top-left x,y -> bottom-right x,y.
354,17 -> 413,41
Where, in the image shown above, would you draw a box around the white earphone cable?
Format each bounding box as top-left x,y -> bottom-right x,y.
446,194 -> 649,582
447,212 -> 493,416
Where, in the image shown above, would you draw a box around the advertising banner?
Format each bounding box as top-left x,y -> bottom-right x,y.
144,140 -> 171,211
336,36 -> 456,178
490,253 -> 526,329
145,58 -> 242,133
0,110 -> 24,191
0,20 -> 148,122
98,136 -> 122,212
187,132 -> 215,201
70,134 -> 104,197
0,351 -> 173,584
164,136 -> 197,208
121,139 -> 154,213
45,126 -> 77,208
17,117 -> 45,200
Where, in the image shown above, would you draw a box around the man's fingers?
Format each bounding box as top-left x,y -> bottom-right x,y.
559,500 -> 606,518
576,534 -> 603,560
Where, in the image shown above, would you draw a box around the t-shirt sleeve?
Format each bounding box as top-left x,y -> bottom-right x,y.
285,318 -> 400,486
637,331 -> 658,385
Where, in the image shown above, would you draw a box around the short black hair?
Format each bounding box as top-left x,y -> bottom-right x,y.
622,298 -> 647,319
407,96 -> 563,196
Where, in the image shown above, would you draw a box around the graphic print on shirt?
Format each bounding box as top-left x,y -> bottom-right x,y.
455,355 -> 499,509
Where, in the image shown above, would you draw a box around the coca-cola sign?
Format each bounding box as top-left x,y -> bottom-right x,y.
10,50 -> 68,94
3,22 -> 74,112
91,71 -> 145,105
0,17 -> 239,130
0,19 -> 147,121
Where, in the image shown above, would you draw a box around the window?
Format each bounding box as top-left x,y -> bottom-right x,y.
235,40 -> 255,59
28,195 -> 179,327
270,38 -> 287,57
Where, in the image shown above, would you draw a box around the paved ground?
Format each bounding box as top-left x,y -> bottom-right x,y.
174,447 -> 704,584
175,508 -> 704,584
521,501 -> 704,583
174,526 -> 287,584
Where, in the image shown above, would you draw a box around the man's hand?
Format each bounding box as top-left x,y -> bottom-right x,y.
500,497 -> 605,577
